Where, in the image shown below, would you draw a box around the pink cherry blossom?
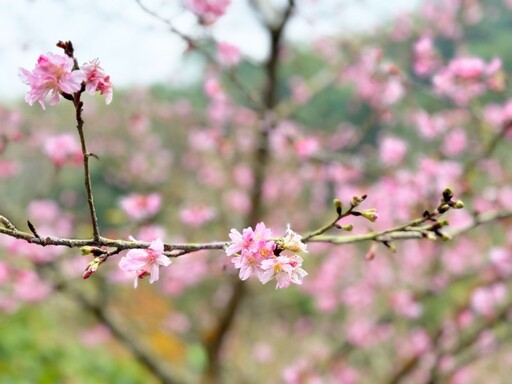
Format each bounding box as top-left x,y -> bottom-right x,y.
401,328 -> 432,356
433,56 -> 502,105
118,237 -> 171,288
204,77 -> 226,101
412,36 -> 440,76
180,205 -> 215,227
390,290 -> 423,319
379,136 -> 408,167
119,193 -> 162,220
43,133 -> 83,167
289,76 -> 312,104
81,59 -> 113,104
260,255 -> 307,289
281,224 -> 308,254
225,226 -> 256,257
252,342 -> 274,363
470,283 -> 507,317
185,0 -> 231,25
442,128 -> 467,157
27,199 -> 60,222
0,262 -> 9,284
340,47 -> 404,109
217,42 -> 241,67
225,223 -> 308,288
489,247 -> 512,277
295,137 -> 320,159
0,159 -> 19,178
232,247 -> 264,281
19,53 -> 86,109
13,270 -> 52,302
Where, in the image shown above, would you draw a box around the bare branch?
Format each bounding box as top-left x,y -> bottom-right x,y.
134,0 -> 264,110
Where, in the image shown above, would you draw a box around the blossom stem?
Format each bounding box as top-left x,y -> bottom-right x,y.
302,204 -> 356,242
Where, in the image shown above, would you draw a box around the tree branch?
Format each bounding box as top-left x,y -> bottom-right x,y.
134,0 -> 263,111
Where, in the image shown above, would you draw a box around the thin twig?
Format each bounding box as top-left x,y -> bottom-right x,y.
302,202 -> 356,242
0,215 -> 17,231
134,0 -> 263,111
462,122 -> 511,179
307,209 -> 512,246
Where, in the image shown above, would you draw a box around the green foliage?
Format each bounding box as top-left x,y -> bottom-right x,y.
0,306 -> 155,383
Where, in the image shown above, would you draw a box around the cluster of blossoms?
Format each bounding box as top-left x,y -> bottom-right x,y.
433,56 -> 502,105
340,47 -> 405,110
118,237 -> 171,288
225,223 -> 308,289
19,52 -> 112,109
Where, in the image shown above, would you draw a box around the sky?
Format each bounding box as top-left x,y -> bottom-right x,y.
0,0 -> 420,102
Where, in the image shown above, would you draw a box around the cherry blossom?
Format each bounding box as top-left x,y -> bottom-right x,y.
433,56 -> 502,105
81,59 -> 113,104
180,205 -> 215,227
43,133 -> 83,167
470,283 -> 507,317
412,36 -> 440,76
118,237 -> 171,288
119,193 -> 162,220
217,42 -> 241,67
281,224 -> 308,254
260,255 -> 308,289
19,53 -> 85,109
226,223 -> 308,288
379,136 -> 408,167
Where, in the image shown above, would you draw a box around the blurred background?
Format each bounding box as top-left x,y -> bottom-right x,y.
0,0 -> 419,101
1,0 -> 512,383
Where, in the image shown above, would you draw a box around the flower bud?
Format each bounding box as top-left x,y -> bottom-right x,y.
365,249 -> 375,260
453,200 -> 464,209
350,195 -> 367,207
333,199 -> 343,215
80,246 -> 93,255
341,224 -> 353,231
360,209 -> 378,222
442,188 -> 454,202
82,257 -> 103,279
440,233 -> 452,241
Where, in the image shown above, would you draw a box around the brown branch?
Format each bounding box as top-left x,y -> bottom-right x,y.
200,2 -> 295,383
2,206 -> 510,260
0,224 -> 227,255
